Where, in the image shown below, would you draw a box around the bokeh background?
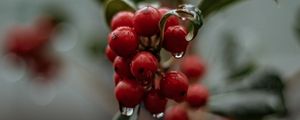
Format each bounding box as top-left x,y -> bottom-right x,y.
0,0 -> 299,120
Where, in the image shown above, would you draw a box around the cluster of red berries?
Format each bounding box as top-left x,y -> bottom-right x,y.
105,6 -> 209,119
5,16 -> 59,80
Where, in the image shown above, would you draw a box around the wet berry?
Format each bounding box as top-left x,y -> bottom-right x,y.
111,11 -> 134,30
115,79 -> 144,108
180,55 -> 206,80
158,8 -> 179,29
108,27 -> 138,58
113,56 -> 132,78
133,6 -> 161,36
164,106 -> 189,120
105,45 -> 117,63
186,84 -> 209,108
144,90 -> 167,114
163,25 -> 188,53
130,51 -> 158,80
160,71 -> 189,102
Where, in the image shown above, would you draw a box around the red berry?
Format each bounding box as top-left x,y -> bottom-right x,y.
164,106 -> 189,120
6,26 -> 46,57
130,52 -> 158,80
111,11 -> 134,30
180,55 -> 206,80
160,71 -> 189,102
105,45 -> 117,63
158,8 -> 179,29
163,25 -> 188,53
113,56 -> 132,78
133,6 -> 161,36
186,84 -> 209,108
114,73 -> 122,86
108,27 -> 138,58
115,79 -> 144,108
144,90 -> 167,114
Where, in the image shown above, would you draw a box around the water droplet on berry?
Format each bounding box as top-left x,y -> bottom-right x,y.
153,112 -> 164,119
181,17 -> 187,21
173,52 -> 185,59
120,107 -> 134,116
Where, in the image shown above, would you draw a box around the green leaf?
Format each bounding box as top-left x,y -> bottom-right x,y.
104,0 -> 136,26
199,0 -> 245,17
199,0 -> 279,17
209,91 -> 285,120
159,4 -> 203,42
209,68 -> 287,119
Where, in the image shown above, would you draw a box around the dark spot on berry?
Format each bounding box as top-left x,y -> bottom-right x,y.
138,68 -> 144,74
114,67 -> 119,72
180,91 -> 186,96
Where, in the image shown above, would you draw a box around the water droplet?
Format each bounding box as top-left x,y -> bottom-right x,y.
181,17 -> 187,21
173,52 -> 185,59
120,107 -> 134,116
153,112 -> 164,119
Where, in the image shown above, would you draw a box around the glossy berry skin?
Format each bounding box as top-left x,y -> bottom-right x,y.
186,84 -> 209,108
115,79 -> 144,108
114,73 -> 122,86
163,25 -> 188,53
144,90 -> 167,114
105,45 -> 117,63
158,8 -> 179,29
113,56 -> 132,78
108,27 -> 138,58
180,55 -> 206,80
160,71 -> 189,102
130,52 -> 158,80
164,106 -> 189,120
133,6 -> 161,36
111,11 -> 134,30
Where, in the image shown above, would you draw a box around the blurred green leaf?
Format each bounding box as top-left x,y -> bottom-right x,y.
105,0 -> 136,26
295,7 -> 300,43
199,0 -> 245,17
209,91 -> 284,120
209,68 -> 287,119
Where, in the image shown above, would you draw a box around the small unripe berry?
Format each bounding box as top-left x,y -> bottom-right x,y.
133,6 -> 161,36
180,55 -> 206,80
163,25 -> 188,53
115,79 -> 144,108
108,27 -> 138,57
105,45 -> 117,63
164,106 -> 189,120
114,73 -> 122,86
186,84 -> 209,108
111,11 -> 134,30
130,52 -> 158,80
158,8 -> 179,29
144,90 -> 167,114
160,71 -> 189,102
113,56 -> 132,78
